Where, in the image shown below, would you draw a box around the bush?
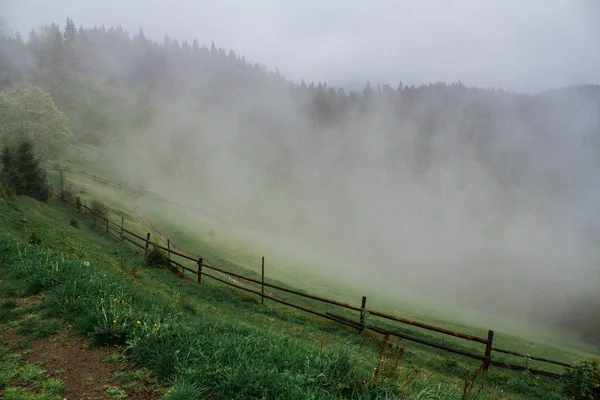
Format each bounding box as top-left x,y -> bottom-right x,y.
564,360 -> 600,400
69,217 -> 79,228
163,378 -> 207,400
59,187 -> 75,203
90,199 -> 108,219
0,181 -> 12,200
145,246 -> 169,268
27,229 -> 41,245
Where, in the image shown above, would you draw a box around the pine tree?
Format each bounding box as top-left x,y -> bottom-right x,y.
14,136 -> 48,201
135,27 -> 147,44
14,31 -> 23,45
0,132 -> 49,201
192,39 -> 200,53
63,17 -> 77,42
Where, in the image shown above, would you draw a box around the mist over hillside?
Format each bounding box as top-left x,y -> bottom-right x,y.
1,18 -> 599,346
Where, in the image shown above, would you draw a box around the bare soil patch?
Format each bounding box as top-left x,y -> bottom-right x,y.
2,326 -> 162,399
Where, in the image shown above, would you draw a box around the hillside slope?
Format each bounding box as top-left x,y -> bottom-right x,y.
1,170 -> 589,399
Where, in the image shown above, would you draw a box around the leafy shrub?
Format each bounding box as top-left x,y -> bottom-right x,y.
0,181 -> 12,200
69,217 -> 79,228
59,187 -> 75,203
89,294 -> 135,346
27,229 -> 41,245
90,199 -> 108,219
164,377 -> 207,400
564,360 -> 600,400
145,246 -> 169,268
0,300 -> 17,310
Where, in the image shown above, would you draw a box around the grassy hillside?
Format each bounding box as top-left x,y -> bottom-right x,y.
52,145 -> 599,353
0,164 -> 592,398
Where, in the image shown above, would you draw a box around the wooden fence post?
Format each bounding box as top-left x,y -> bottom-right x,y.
482,330 -> 494,371
197,258 -> 203,284
145,232 -> 151,253
261,257 -> 265,305
360,296 -> 367,331
120,217 -> 124,242
106,217 -> 109,234
167,239 -> 174,270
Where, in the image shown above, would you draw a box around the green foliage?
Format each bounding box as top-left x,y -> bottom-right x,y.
0,226 -> 384,399
163,377 -> 207,400
59,187 -> 75,203
27,229 -> 42,245
105,386 -> 127,399
15,138 -> 49,201
0,180 -> 10,200
144,246 -> 169,268
103,352 -> 126,363
564,360 -> 600,400
69,217 -> 78,228
42,378 -> 67,397
90,199 -> 108,219
1,300 -> 18,311
0,300 -> 17,322
0,83 -> 72,159
32,320 -> 61,339
0,136 -> 49,201
18,362 -> 46,382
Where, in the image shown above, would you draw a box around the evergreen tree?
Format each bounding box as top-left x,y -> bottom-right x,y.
15,136 -> 48,200
135,27 -> 147,44
0,134 -> 48,201
28,29 -> 39,50
63,18 -> 77,42
14,31 -> 23,45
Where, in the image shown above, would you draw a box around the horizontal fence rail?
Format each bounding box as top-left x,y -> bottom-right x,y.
492,347 -> 573,368
43,161 -> 146,196
46,180 -> 575,380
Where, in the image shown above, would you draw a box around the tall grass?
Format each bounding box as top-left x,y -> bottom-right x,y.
0,234 -> 408,399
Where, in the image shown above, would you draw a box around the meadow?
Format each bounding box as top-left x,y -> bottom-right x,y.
0,149 -> 593,398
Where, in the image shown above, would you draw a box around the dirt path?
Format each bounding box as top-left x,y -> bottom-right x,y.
1,326 -> 162,399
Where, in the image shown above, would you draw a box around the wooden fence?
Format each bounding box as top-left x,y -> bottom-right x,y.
48,184 -> 572,380
42,161 -> 146,197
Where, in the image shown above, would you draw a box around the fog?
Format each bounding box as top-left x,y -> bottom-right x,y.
1,1 -> 600,346
4,0 -> 600,92
116,82 -> 600,345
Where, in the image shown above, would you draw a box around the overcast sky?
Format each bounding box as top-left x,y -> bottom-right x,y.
2,0 -> 599,92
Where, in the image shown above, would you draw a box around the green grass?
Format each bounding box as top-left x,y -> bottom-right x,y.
0,342 -> 66,400
0,186 -> 585,398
